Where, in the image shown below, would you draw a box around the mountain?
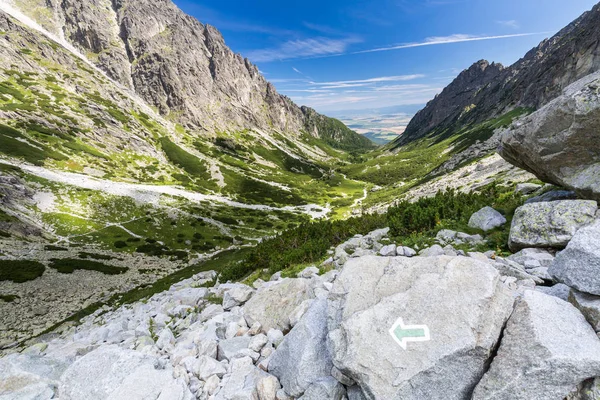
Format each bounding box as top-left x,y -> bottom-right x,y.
392,2 -> 600,147
0,0 -> 372,150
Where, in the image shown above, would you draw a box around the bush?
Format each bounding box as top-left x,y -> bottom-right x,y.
0,260 -> 45,283
49,259 -> 128,275
219,213 -> 387,282
113,240 -> 128,249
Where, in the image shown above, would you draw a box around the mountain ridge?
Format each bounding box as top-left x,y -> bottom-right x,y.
392,3 -> 600,147
3,0 -> 373,150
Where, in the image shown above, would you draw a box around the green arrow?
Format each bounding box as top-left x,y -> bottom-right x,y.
389,318 -> 431,350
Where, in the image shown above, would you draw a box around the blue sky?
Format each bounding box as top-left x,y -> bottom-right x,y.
174,0 -> 598,113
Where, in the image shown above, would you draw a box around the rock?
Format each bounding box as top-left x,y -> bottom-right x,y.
289,299 -> 313,328
508,200 -> 597,251
472,290 -> 600,400
223,285 -> 254,310
508,248 -> 555,269
569,289 -> 600,332
525,190 -> 578,204
267,329 -> 284,348
269,299 -> 332,398
297,266 -> 319,279
499,71 -> 600,201
256,374 -> 281,400
215,357 -> 273,400
249,334 -> 268,353
243,278 -> 315,333
172,288 -> 208,307
327,255 -> 514,400
536,283 -> 571,301
468,206 -> 507,231
156,327 -> 175,350
59,346 -> 193,399
297,377 -> 345,400
0,354 -> 67,400
330,366 -> 355,386
379,244 -> 397,257
402,247 -> 417,257
493,258 -> 544,284
515,183 -> 542,195
346,385 -> 367,400
217,336 -> 252,361
418,244 -> 445,257
549,220 -> 600,295
185,355 -> 227,380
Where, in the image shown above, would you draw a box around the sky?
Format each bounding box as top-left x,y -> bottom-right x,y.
173,0 -> 598,114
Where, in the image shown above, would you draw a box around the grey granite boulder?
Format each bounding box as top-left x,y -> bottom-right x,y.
499,71 -> 600,201
472,290 -> 600,400
59,346 -> 193,400
468,206 -> 507,231
327,255 -> 514,400
508,200 -> 597,251
243,278 -> 315,333
269,299 -> 332,398
549,220 -> 600,295
569,289 -> 600,332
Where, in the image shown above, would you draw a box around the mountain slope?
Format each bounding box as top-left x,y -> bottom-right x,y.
393,2 -> 600,147
3,0 -> 373,151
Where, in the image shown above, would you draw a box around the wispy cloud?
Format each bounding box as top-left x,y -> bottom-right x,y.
312,75 -> 426,86
274,74 -> 441,111
245,36 -> 362,62
353,32 -> 548,54
497,20 -> 520,29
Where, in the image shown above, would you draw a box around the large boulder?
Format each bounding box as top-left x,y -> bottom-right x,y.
508,200 -> 597,251
472,290 -> 600,400
549,220 -> 600,295
0,354 -> 68,400
468,206 -> 507,231
499,71 -> 600,201
59,346 -> 193,399
569,289 -> 600,332
269,299 -> 332,397
327,255 -> 514,400
243,278 -> 315,333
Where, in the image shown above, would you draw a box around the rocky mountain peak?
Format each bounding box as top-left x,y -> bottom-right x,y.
393,2 -> 600,147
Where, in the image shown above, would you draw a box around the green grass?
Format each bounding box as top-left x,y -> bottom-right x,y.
0,260 -> 45,283
160,138 -> 211,179
49,258 -> 128,275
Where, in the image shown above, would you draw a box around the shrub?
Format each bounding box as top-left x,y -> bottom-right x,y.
219,213 -> 387,282
113,240 -> 128,249
49,259 -> 128,275
0,260 -> 45,283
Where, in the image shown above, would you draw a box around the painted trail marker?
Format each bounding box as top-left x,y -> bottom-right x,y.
389,318 -> 430,350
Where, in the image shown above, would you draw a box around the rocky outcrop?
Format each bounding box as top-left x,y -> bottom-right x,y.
499,71 -> 600,200
472,290 -> 600,400
327,255 -> 514,400
394,3 -> 600,147
549,220 -> 600,295
508,200 -> 598,251
5,0 -> 369,149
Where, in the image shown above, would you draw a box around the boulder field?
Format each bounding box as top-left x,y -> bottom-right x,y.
3,205 -> 600,400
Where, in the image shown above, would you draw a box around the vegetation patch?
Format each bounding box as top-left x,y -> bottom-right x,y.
0,294 -> 19,302
49,258 -> 128,275
0,260 -> 45,283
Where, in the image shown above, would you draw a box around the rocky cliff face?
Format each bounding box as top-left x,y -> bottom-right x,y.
394,2 -> 600,147
6,0 -> 368,148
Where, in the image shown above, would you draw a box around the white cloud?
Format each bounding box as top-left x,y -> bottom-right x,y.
311,74 -> 425,86
497,20 -> 520,29
245,37 -> 362,62
353,32 -> 547,54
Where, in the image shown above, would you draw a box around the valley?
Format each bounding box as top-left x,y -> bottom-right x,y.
1,0 -> 600,399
